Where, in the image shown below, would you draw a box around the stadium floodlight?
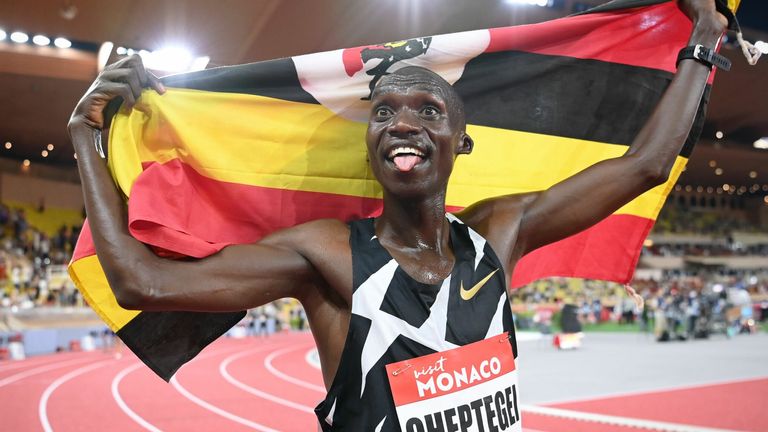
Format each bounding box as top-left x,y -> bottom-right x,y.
505,0 -> 552,6
0,29 -> 6,41
10,31 -> 29,43
140,46 -> 209,73
54,37 -> 72,48
754,138 -> 768,149
98,41 -> 114,71
32,34 -> 50,46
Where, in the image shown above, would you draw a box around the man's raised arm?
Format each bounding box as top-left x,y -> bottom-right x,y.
511,0 -> 727,258
68,55 -> 329,312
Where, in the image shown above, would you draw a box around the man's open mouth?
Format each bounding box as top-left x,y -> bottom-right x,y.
387,146 -> 426,172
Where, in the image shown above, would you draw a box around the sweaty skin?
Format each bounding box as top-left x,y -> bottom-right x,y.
68,1 -> 726,390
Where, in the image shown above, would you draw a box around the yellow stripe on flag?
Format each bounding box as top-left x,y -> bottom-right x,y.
68,255 -> 140,331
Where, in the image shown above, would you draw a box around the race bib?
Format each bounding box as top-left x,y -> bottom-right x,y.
386,333 -> 521,432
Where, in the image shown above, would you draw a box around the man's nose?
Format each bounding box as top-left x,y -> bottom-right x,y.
388,109 -> 421,137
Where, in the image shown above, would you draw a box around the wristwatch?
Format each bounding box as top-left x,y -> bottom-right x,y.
676,44 -> 732,71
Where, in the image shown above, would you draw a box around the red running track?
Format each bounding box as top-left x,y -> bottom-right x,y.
1,331 -> 765,431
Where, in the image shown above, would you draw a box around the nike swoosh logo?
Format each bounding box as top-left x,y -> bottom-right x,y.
460,269 -> 499,301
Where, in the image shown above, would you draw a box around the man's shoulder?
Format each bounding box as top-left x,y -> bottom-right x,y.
291,218 -> 351,237
456,193 -> 536,234
261,218 -> 351,253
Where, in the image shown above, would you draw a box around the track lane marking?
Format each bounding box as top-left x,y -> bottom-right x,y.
0,356 -> 71,373
536,375 -> 768,406
39,361 -> 111,432
168,343 -> 293,431
111,343 -> 247,432
264,345 -> 325,393
521,404 -> 739,432
220,348 -> 316,414
0,356 -> 96,388
304,348 -> 321,370
171,374 -> 279,431
112,362 -> 164,432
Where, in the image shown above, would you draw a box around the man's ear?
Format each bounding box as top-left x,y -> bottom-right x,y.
457,132 -> 474,155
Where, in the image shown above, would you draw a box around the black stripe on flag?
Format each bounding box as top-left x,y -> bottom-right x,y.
454,50 -> 707,158
161,57 -> 319,105
117,310 -> 246,381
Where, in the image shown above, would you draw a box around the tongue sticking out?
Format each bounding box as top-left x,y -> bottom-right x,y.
393,155 -> 420,172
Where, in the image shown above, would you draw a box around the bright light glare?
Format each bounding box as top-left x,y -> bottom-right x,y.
4,142 -> 11,149
754,138 -> 768,150
54,37 -> 72,48
756,41 -> 768,55
715,130 -> 724,139
10,31 -> 29,43
505,0 -> 551,5
116,46 -> 127,55
189,56 -> 210,72
32,34 -> 50,46
0,29 -> 6,41
140,46 -> 198,72
47,144 -> 54,151
98,41 -> 114,71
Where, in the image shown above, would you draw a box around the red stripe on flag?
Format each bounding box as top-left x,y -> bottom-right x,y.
511,213 -> 654,288
487,2 -> 692,74
71,219 -> 96,262
121,159 -> 461,258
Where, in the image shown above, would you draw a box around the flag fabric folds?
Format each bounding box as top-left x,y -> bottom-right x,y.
70,0 -> 727,380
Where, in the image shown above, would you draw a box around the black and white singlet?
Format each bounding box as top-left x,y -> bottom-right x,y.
315,214 -> 517,431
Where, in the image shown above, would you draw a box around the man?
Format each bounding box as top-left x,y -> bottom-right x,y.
68,1 -> 726,429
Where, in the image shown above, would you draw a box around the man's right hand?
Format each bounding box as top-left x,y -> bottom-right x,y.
69,54 -> 165,131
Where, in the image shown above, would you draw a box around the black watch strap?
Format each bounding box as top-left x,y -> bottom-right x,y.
677,44 -> 732,71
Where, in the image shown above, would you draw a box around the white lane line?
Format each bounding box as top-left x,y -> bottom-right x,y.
264,346 -> 325,394
112,362 -> 164,432
171,375 -> 279,432
521,404 -> 739,432
0,356 -> 65,373
0,357 -> 95,388
39,361 -> 110,432
304,348 -> 321,370
535,374 -> 768,406
166,343 -> 290,432
110,344 -> 247,432
220,349 -> 316,414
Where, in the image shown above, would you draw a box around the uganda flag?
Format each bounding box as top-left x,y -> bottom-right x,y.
69,0 -> 737,380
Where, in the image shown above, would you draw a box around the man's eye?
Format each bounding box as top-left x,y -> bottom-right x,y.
422,106 -> 439,117
375,107 -> 392,117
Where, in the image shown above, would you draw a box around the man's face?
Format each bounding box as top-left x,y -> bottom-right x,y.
365,71 -> 471,199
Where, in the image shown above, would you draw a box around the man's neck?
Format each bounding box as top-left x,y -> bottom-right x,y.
375,192 -> 451,255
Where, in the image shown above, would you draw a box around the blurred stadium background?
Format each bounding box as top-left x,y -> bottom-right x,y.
1,1 -> 767,431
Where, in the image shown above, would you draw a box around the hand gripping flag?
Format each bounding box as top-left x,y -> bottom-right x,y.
69,0 -> 738,380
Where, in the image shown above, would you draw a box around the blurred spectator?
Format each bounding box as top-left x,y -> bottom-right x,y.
0,205 -> 83,310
